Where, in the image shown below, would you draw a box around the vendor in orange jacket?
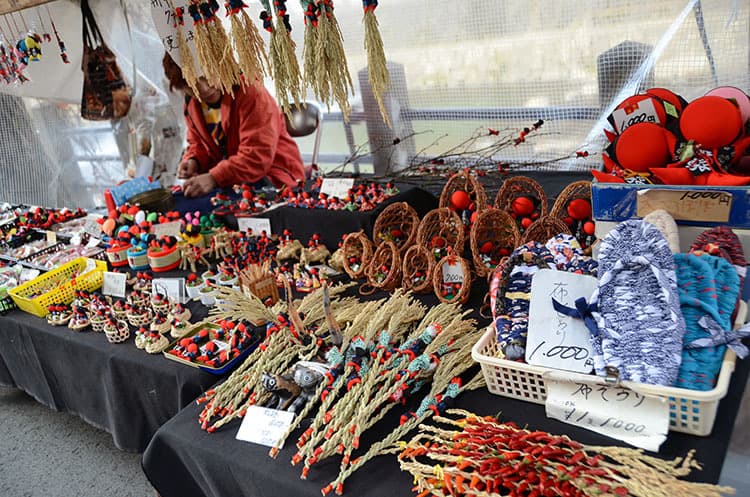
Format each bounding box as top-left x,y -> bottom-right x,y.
163,54 -> 305,198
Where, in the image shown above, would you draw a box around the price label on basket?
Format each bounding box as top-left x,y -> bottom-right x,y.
544,376 -> 669,451
237,217 -> 272,236
236,405 -> 295,449
441,260 -> 464,283
320,178 -> 354,199
636,189 -> 732,223
46,231 -> 57,245
152,278 -> 185,304
610,97 -> 661,134
525,270 -> 597,373
102,272 -> 127,298
152,221 -> 182,238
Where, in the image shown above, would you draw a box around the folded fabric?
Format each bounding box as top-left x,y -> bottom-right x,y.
545,233 -> 598,276
673,253 -> 727,391
492,242 -> 555,360
642,209 -> 680,253
591,220 -> 686,386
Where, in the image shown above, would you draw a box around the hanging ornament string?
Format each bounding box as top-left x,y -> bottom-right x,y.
362,0 -> 391,127
36,8 -> 52,42
45,6 -> 69,64
17,12 -> 42,63
308,0 -> 353,120
168,0 -> 200,98
261,0 -> 303,117
226,0 -> 269,84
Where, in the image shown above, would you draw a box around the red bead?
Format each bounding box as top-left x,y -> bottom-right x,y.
450,190 -> 471,210
583,221 -> 596,236
479,241 -> 494,254
521,217 -> 533,229
512,197 -> 535,216
567,198 -> 592,221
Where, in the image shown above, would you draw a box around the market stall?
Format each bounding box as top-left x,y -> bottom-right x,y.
0,0 -> 749,496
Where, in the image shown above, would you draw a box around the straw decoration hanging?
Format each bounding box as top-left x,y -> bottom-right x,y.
226,0 -> 269,83
416,207 -> 465,261
341,230 -> 373,279
401,244 -> 435,294
469,208 -> 520,278
363,240 -> 402,293
433,253 -> 472,304
188,1 -> 239,95
521,214 -> 571,244
311,0 -> 354,120
362,0 -> 390,127
372,202 -> 419,254
260,0 -> 303,115
549,180 -> 596,253
301,1 -> 321,96
168,1 -> 201,98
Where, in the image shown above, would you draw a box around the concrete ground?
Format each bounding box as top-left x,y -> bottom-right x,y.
0,383 -> 748,497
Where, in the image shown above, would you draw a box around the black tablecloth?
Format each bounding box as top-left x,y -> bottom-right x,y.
0,301 -> 218,452
219,185 -> 438,251
142,283 -> 750,497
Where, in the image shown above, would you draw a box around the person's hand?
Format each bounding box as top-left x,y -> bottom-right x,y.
183,173 -> 217,198
177,158 -> 199,179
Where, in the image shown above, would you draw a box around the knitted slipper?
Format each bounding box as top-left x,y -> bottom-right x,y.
695,253 -> 741,331
591,220 -> 685,386
691,226 -> 746,321
673,253 -> 727,391
642,209 -> 680,253
545,233 -> 598,276
491,242 -> 556,360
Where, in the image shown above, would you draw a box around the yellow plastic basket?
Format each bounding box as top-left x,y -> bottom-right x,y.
9,257 -> 107,317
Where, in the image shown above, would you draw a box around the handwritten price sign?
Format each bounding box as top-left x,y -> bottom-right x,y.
637,189 -> 732,223
545,377 -> 669,451
526,270 -> 597,373
236,405 -> 295,449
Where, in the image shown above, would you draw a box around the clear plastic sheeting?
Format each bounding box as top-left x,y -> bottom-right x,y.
0,0 -> 747,207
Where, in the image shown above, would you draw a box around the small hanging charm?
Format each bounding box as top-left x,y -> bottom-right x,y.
260,0 -> 303,116
362,0 -> 390,126
226,0 -> 269,83
46,6 -> 69,64
36,8 -> 52,42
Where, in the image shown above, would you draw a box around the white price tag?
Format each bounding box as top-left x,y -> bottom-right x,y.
152,278 -> 185,304
102,272 -> 127,298
152,221 -> 183,238
83,258 -> 98,274
237,217 -> 272,236
441,261 -> 464,284
236,405 -> 295,449
320,178 -> 355,199
86,237 -> 101,248
611,97 -> 661,134
526,270 -> 597,373
545,377 -> 669,451
46,231 -> 57,245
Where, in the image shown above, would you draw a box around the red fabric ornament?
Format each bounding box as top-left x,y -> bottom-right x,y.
646,87 -> 687,114
680,96 -> 742,149
583,221 -> 596,236
520,217 -> 533,229
615,123 -> 675,172
511,197 -> 535,216
566,198 -> 592,221
479,241 -> 494,254
450,190 -> 471,210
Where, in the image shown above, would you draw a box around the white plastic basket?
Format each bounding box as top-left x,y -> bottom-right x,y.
471,301 -> 746,437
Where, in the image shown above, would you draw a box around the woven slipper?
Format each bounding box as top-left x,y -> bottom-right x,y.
642,209 -> 680,253
673,253 -> 727,391
545,233 -> 598,276
491,241 -> 556,360
591,220 -> 685,385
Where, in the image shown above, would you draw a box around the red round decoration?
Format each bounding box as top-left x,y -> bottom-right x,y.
187,343 -> 199,354
615,123 -> 673,172
567,198 -> 592,221
520,217 -> 533,229
450,190 -> 471,210
583,221 -> 596,236
511,197 -> 535,216
563,216 -> 574,226
498,248 -> 510,257
680,95 -> 742,149
470,211 -> 479,224
479,241 -> 494,254
391,229 -> 403,238
431,236 -> 446,248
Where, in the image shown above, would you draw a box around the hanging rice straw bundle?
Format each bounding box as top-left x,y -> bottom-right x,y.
312,0 -> 353,120
260,0 -> 304,116
197,1 -> 242,94
167,1 -> 201,98
301,1 -> 321,92
362,0 -> 390,127
226,0 -> 269,83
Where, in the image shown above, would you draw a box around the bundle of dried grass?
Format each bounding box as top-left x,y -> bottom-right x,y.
362,0 -> 390,127
260,0 -> 303,115
226,0 -> 269,83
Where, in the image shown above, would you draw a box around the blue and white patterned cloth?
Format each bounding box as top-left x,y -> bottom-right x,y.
591,220 -> 686,386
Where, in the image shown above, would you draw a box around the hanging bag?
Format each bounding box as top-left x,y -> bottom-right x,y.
80,0 -> 131,120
